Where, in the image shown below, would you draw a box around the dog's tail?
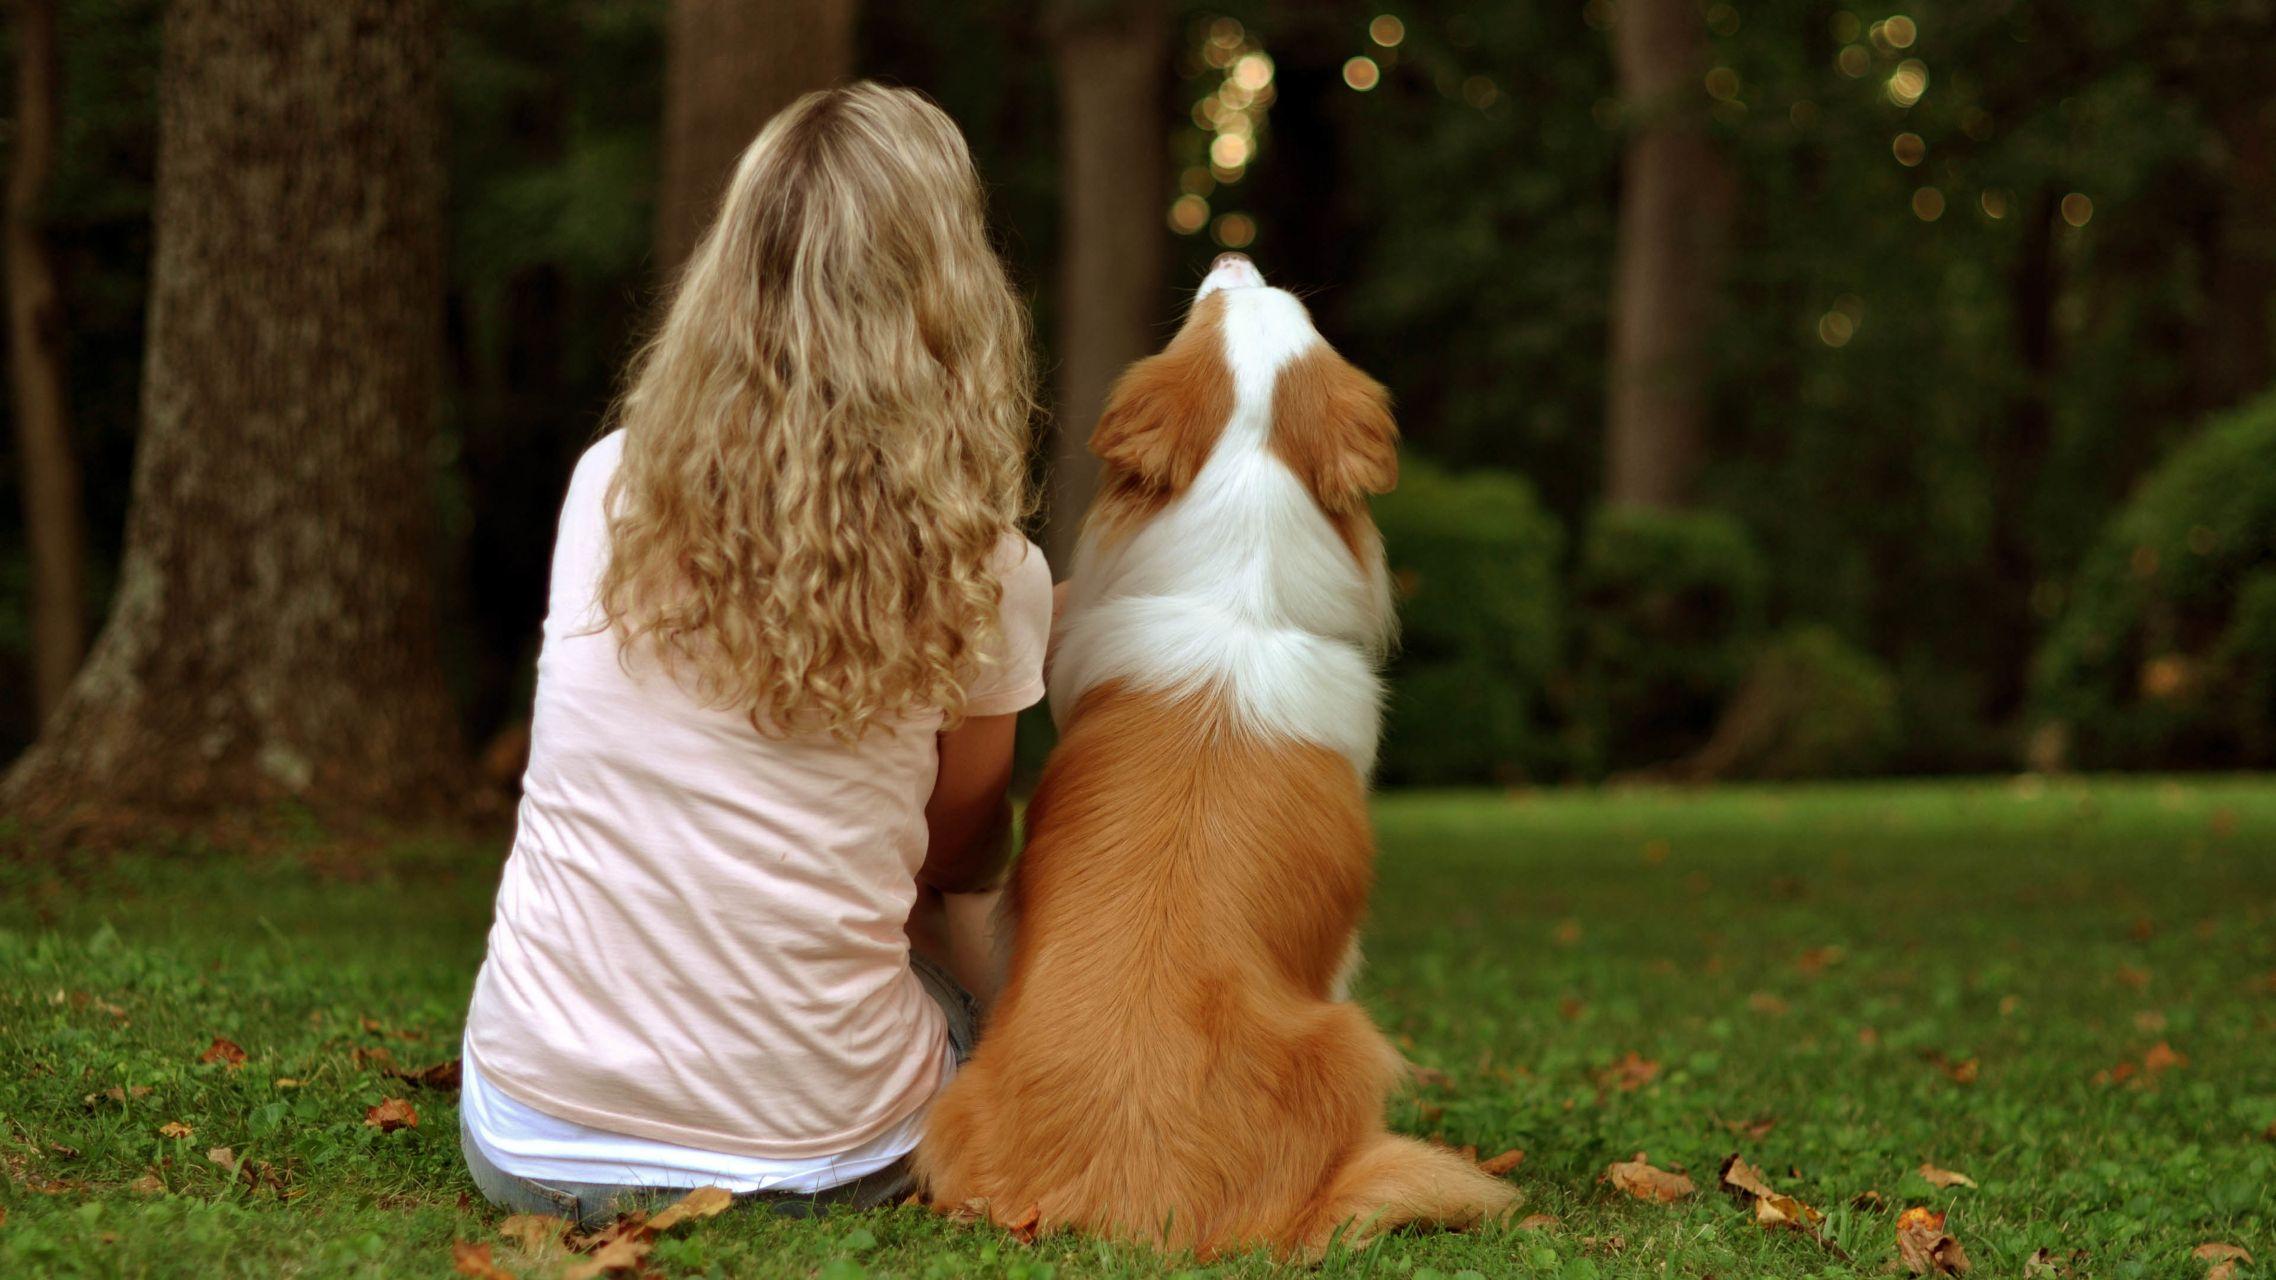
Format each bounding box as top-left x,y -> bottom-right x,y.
1286,1133 -> 1520,1258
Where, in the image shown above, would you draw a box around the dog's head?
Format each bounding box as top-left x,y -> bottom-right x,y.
1086,254 -> 1398,555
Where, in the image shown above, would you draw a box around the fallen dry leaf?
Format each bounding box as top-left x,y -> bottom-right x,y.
2115,965 -> 2152,991
450,1241 -> 516,1280
1722,1115 -> 1778,1140
198,1037 -> 247,1068
385,1058 -> 463,1091
2024,1246 -> 2088,1278
364,1098 -> 419,1132
560,1218 -> 654,1280
2195,1244 -> 2252,1264
497,1212 -> 569,1255
157,1121 -> 192,1139
2143,1041 -> 2188,1074
1005,1203 -> 1042,1244
1918,1162 -> 1977,1189
205,1146 -> 236,1170
1896,1206 -> 1972,1275
1516,1213 -> 1560,1231
1794,945 -> 1846,975
1748,991 -> 1792,1016
1853,1189 -> 1888,1211
1755,1191 -> 1825,1233
1408,1064 -> 1452,1089
1596,1051 -> 1661,1092
1606,1153 -> 1694,1202
85,1084 -> 153,1109
129,1172 -> 165,1196
1478,1148 -> 1525,1177
1719,1154 -> 1778,1204
1551,918 -> 1583,946
646,1185 -> 734,1232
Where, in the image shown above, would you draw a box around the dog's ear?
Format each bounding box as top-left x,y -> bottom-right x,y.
1270,345 -> 1399,513
1090,296 -> 1234,494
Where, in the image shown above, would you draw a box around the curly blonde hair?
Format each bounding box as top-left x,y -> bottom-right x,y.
598,83 -> 1037,739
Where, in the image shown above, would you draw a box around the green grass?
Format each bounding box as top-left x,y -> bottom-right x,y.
3,777 -> 2273,1278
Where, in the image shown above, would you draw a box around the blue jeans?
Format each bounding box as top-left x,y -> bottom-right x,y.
461,954 -> 981,1227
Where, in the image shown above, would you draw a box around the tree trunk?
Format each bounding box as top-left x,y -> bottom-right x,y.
7,0 -> 88,724
3,0 -> 464,828
2201,102 -> 2276,409
656,0 -> 857,276
1604,0 -> 1733,509
1982,185 -> 2062,724
1042,0 -> 1167,568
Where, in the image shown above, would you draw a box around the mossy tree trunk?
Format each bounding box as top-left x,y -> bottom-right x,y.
1604,0 -> 1733,510
1043,0 -> 1167,568
655,0 -> 857,277
3,0 -> 464,828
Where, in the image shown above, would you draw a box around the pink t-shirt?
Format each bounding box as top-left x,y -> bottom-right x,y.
465,430 -> 1050,1159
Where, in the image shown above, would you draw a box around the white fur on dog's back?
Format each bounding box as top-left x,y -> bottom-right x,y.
1048,286 -> 1396,777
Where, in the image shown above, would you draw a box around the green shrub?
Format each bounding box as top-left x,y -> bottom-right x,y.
1569,507 -> 1767,775
1375,457 -> 1565,784
1684,626 -> 1899,780
2032,393 -> 2276,767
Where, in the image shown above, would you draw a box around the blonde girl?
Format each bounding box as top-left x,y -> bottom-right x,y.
459,83 -> 1050,1225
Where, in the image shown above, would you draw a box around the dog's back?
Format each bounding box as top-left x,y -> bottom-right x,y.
916,258 -> 1516,1256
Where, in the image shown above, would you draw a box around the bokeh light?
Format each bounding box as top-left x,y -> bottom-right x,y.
1837,45 -> 1870,77
1463,76 -> 1499,109
1891,132 -> 1925,166
1884,15 -> 1918,47
1705,67 -> 1741,101
1210,134 -> 1251,168
1369,15 -> 1405,47
1169,193 -> 1209,235
1887,59 -> 1928,107
1343,56 -> 1381,91
1706,3 -> 1741,36
1979,189 -> 2009,219
2062,193 -> 2094,227
1818,311 -> 1856,347
1830,11 -> 1862,42
1211,212 -> 1256,248
1912,187 -> 1946,221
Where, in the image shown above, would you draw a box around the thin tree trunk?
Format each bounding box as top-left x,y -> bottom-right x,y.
7,0 -> 88,723
656,0 -> 857,276
1604,0 -> 1733,509
4,0 -> 464,828
1043,0 -> 1167,568
1984,185 -> 2061,724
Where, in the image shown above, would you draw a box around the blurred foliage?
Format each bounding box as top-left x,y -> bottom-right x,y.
2032,392 -> 2276,768
1375,456 -> 1564,784
1568,507 -> 1767,776
1688,624 -> 1900,779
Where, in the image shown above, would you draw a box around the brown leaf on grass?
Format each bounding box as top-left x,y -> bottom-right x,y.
1722,1115 -> 1778,1140
1478,1148 -> 1525,1177
2195,1244 -> 2253,1264
205,1146 -> 236,1170
364,1098 -> 418,1132
1794,945 -> 1846,975
1719,1154 -> 1778,1204
2143,1042 -> 2188,1074
384,1058 -> 463,1091
1853,1190 -> 1888,1211
497,1213 -> 570,1256
2025,1247 -> 2089,1278
2133,1009 -> 2169,1033
198,1037 -> 247,1068
1004,1203 -> 1043,1244
1748,991 -> 1792,1016
129,1172 -> 166,1196
1551,918 -> 1583,946
158,1121 -> 193,1139
2097,1041 -> 2188,1086
84,1084 -> 154,1109
352,1045 -> 398,1070
1754,1191 -> 1825,1233
1516,1213 -> 1560,1231
560,1216 -> 655,1280
450,1241 -> 516,1280
2115,965 -> 2152,991
1896,1206 -> 1972,1275
1408,1064 -> 1452,1089
646,1185 -> 734,1232
1595,1051 -> 1660,1092
1918,1162 -> 1977,1188
1605,1153 -> 1694,1202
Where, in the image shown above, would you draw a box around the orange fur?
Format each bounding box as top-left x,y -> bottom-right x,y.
1085,293 -> 1233,531
1270,345 -> 1400,558
915,687 -> 1516,1255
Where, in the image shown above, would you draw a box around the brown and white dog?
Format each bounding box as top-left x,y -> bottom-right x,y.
914,255 -> 1518,1257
